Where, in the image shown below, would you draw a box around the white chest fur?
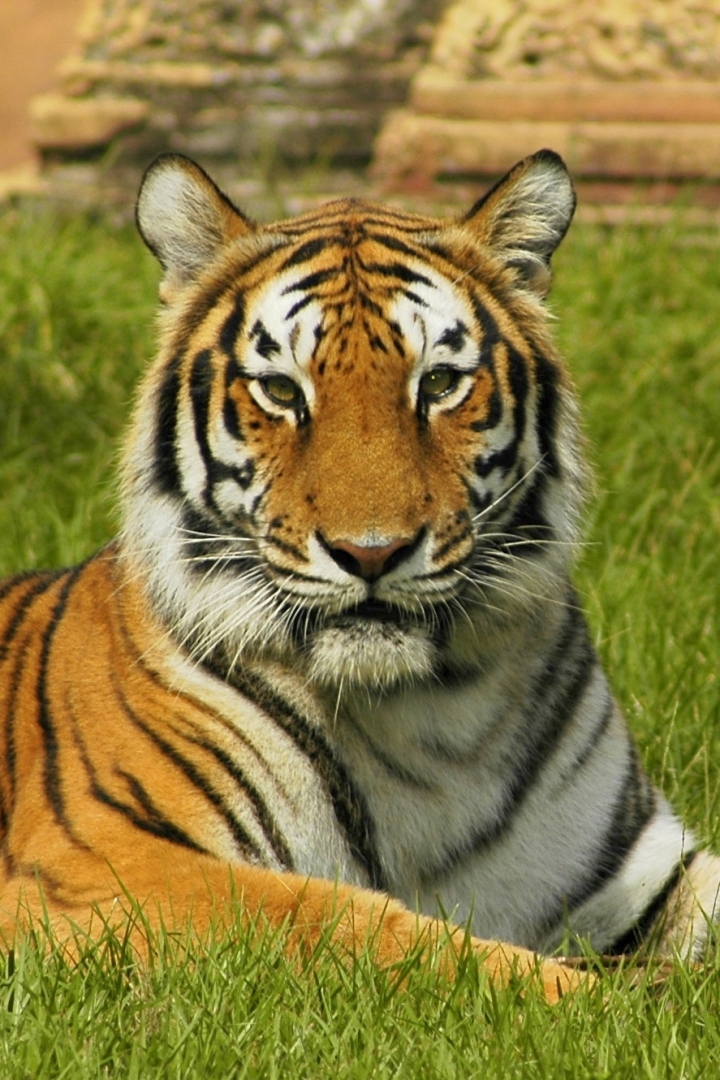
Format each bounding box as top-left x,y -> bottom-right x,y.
333,649 -> 646,948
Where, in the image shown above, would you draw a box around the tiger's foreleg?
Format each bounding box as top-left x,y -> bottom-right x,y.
0,850 -> 591,1003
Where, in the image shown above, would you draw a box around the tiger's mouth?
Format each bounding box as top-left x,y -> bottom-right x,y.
274,588 -> 456,688
303,610 -> 439,688
332,599 -> 409,626
286,597 -> 419,639
312,595 -> 453,637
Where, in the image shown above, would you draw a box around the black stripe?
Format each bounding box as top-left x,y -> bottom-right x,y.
189,349 -> 257,510
469,304 -> 530,481
364,215 -> 430,232
472,475 -> 552,573
285,293 -> 317,320
111,675 -> 264,863
170,251 -> 277,355
4,637 -> 31,807
533,348 -> 562,478
120,770 -> 210,851
0,570 -> 51,606
469,386 -> 502,432
230,668 -> 386,889
364,216 -> 433,234
36,566 -> 93,849
154,352 -> 183,495
421,603 -> 596,883
178,506 -> 250,571
357,260 -> 433,288
220,294 -> 246,358
465,484 -> 492,516
343,713 -> 435,792
607,850 -> 699,954
367,332 -> 388,354
557,738 -> 657,920
186,734 -> 294,870
223,395 -> 243,442
172,279 -> 236,353
283,267 -> 339,295
503,474 -> 553,551
433,526 -> 473,563
437,321 -> 468,354
466,303 -> 502,440
0,784 -> 7,843
268,567 -> 331,587
67,712 -> 208,854
499,341 -> 529,464
0,571 -> 64,663
232,460 -> 256,492
471,297 -> 502,353
114,602 -> 299,826
474,441 -> 518,479
189,348 -> 216,506
0,576 -> 24,606
368,233 -> 426,258
249,320 -> 281,359
283,237 -> 335,269
556,692 -> 614,785
223,357 -> 245,441
358,292 -> 384,318
264,535 -> 309,563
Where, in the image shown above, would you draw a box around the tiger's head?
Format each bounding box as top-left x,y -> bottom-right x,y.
122,150 -> 582,690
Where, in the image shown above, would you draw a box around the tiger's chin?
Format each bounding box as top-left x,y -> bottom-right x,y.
306,622 -> 436,690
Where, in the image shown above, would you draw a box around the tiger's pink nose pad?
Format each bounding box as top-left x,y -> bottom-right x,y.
327,537 -> 414,581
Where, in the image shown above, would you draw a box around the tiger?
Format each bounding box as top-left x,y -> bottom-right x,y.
0,149 -> 717,1004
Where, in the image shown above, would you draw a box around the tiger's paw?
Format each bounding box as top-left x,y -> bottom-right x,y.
480,943 -> 598,1003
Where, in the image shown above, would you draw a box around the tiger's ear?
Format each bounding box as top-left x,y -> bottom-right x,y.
462,150 -> 576,297
136,154 -> 253,300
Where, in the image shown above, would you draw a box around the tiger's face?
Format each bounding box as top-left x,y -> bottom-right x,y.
124,151 -> 581,689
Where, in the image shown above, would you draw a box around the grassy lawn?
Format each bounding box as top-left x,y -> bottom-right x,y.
0,197 -> 719,1077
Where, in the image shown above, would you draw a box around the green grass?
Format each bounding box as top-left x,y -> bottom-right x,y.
3,915 -> 712,1080
1,201 -> 720,1076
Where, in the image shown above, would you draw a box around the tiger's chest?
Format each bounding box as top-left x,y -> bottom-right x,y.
172,614 -> 630,949
330,648 -> 631,947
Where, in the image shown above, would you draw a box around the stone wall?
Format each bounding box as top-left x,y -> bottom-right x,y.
30,0 -> 444,189
373,0 -> 720,192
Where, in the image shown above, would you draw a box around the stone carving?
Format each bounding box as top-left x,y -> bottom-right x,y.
30,0 -> 443,189
432,0 -> 720,81
76,0 -> 428,63
373,0 -> 720,189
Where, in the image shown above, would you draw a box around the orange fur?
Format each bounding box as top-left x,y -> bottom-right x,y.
0,553 -> 585,999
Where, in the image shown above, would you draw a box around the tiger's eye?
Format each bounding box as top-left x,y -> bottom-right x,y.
419,367 -> 458,401
261,375 -> 304,408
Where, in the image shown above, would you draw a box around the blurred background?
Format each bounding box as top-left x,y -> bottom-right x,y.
0,0 -> 85,176
3,0 -> 720,218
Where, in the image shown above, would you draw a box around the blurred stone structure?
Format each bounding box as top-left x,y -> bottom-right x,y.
373,0 -> 720,196
22,0 -> 720,210
29,0 -> 443,202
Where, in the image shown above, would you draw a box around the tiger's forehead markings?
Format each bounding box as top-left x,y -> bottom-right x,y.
219,294 -> 246,359
387,263 -> 480,374
220,201 -> 511,387
437,321 -> 469,354
248,320 -> 281,361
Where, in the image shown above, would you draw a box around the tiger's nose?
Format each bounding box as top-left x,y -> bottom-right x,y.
321,534 -> 418,582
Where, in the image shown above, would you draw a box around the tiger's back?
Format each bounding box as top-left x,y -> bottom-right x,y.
0,149 -> 717,997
